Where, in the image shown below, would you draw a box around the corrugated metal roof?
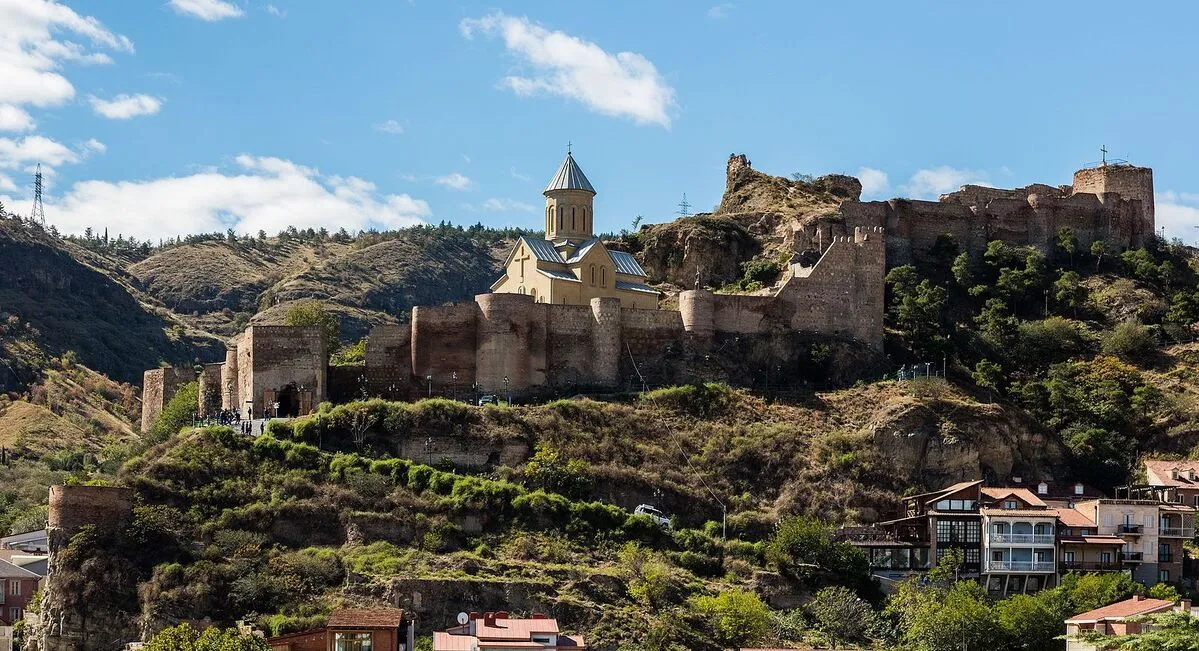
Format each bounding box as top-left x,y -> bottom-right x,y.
538,268 -> 580,282
521,236 -> 564,263
544,152 -> 596,194
616,280 -> 659,294
610,250 -> 647,277
564,237 -> 601,263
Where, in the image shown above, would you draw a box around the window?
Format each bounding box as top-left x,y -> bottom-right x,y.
1100,551 -> 1111,563
334,633 -> 372,651
9,608 -> 20,622
1159,569 -> 1170,583
1063,551 -> 1075,562
532,636 -> 554,645
1074,483 -> 1084,495
963,548 -> 980,565
1005,500 -> 1018,510
601,266 -> 607,287
558,207 -> 563,230
1037,482 -> 1048,495
571,207 -> 576,230
936,520 -> 951,543
9,581 -> 18,596
590,265 -> 596,286
992,551 -> 1004,561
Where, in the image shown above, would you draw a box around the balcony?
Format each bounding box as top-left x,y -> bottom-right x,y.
1120,551 -> 1143,563
1159,527 -> 1195,538
985,560 -> 1056,573
1117,524 -> 1143,535
1060,561 -> 1124,573
989,533 -> 1055,545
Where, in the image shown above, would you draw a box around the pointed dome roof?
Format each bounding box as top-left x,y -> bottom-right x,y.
544,152 -> 596,195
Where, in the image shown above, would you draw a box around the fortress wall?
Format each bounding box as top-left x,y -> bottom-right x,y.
140,366 -> 194,432
197,363 -> 223,416
244,325 -> 327,418
544,303 -> 596,386
220,346 -> 238,410
778,227 -> 885,348
623,306 -> 685,357
411,303 -> 477,387
364,325 -> 413,396
1072,165 -> 1154,241
590,297 -> 621,386
48,485 -> 134,545
710,294 -> 776,334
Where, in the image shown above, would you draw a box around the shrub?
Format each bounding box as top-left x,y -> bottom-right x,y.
265,420 -> 294,440
1102,320 -> 1157,361
641,383 -> 735,418
149,382 -> 199,440
690,589 -> 773,647
513,490 -> 571,527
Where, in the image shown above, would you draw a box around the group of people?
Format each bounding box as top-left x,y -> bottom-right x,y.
192,408 -> 268,436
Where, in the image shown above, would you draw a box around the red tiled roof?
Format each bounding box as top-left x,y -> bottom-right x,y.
474,617 -> 561,640
1054,507 -> 1097,528
1066,597 -> 1175,623
979,508 -> 1057,517
981,487 -> 1047,507
1145,460 -> 1199,488
434,632 -> 473,651
327,608 -> 404,628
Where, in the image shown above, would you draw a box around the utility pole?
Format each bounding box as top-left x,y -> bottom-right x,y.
31,163 -> 46,227
677,193 -> 692,217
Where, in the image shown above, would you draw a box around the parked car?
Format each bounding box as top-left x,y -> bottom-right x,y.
477,394 -> 500,406
634,504 -> 671,528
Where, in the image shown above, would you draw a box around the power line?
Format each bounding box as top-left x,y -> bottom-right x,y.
676,193 -> 692,217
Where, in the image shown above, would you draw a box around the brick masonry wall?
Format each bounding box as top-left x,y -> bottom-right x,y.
411,304 -> 477,389
197,363 -> 222,417
244,325 -> 327,418
544,303 -> 595,386
220,347 -> 238,410
140,366 -> 194,431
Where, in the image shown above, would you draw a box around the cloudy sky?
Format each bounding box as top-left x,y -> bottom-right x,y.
1,0 -> 1198,242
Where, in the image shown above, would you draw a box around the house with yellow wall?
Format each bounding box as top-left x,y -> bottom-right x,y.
490,151 -> 659,310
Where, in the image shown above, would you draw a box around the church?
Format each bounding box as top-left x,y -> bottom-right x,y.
490,151 -> 660,310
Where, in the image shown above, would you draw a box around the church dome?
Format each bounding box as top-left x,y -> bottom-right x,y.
544,152 -> 596,195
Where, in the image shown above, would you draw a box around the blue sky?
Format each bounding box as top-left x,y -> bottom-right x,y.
2,0 -> 1198,242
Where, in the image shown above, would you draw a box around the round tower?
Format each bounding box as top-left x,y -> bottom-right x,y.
48,485 -> 134,546
680,290 -> 716,343
590,297 -> 622,387
221,344 -> 239,410
475,293 -> 534,393
544,150 -> 596,242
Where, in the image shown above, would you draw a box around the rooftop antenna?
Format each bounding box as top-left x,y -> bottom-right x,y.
677,193 -> 692,217
31,163 -> 46,227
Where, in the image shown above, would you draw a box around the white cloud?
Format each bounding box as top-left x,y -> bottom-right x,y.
88,93 -> 163,119
460,12 -> 676,128
434,172 -> 473,191
82,138 -> 105,154
0,173 -> 15,193
265,4 -> 286,18
0,154 -> 430,240
0,105 -> 35,131
510,167 -> 530,181
1155,191 -> 1199,243
462,154 -> 471,164
0,135 -> 80,169
707,3 -> 734,18
482,198 -> 536,213
372,119 -> 403,135
902,166 -> 989,199
168,0 -> 244,21
0,0 -> 133,110
857,167 -> 889,199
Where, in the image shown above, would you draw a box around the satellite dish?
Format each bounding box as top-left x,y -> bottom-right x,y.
456,612 -> 469,626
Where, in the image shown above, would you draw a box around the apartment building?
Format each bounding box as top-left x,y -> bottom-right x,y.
979,487 -> 1059,594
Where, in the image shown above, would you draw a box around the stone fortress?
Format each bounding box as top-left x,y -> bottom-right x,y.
140,150 -> 1155,425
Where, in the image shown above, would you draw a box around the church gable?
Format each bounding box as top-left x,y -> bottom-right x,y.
566,238 -> 616,288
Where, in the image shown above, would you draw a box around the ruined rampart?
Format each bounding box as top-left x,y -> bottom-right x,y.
139,366 -> 193,431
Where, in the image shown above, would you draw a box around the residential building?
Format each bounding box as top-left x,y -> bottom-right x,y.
979,487 -> 1059,594
1052,502 -> 1125,575
1144,459 -> 1199,508
0,558 -> 41,627
434,611 -> 585,651
0,530 -> 47,554
0,550 -> 48,577
1072,496 -> 1164,586
267,608 -> 409,651
0,625 -> 12,651
490,151 -> 658,309
1064,595 -> 1196,651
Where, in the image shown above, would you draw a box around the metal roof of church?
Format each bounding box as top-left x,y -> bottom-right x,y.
544,152 -> 596,194
610,250 -> 647,276
564,237 -> 601,263
520,236 -> 565,263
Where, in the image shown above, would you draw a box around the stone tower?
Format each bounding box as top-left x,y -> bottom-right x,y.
544,151 -> 596,243
1072,163 -> 1155,244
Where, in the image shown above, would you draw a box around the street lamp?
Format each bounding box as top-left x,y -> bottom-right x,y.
503,375 -> 511,406
358,374 -> 367,401
451,371 -> 458,401
426,373 -> 433,398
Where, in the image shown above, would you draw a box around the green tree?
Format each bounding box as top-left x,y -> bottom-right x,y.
145,623 -> 270,651
973,359 -> 1004,393
690,589 -> 773,648
807,585 -> 875,648
1102,321 -> 1156,361
284,300 -> 341,355
886,266 -> 950,356
523,443 -> 594,499
617,543 -> 673,611
765,516 -> 869,589
1145,582 -> 1181,601
996,591 -> 1070,651
1057,227 -> 1078,268
899,580 -> 1000,651
1060,572 -> 1138,613
1054,270 -> 1085,315
1091,239 -> 1109,271
149,381 -> 199,440
952,251 -> 973,288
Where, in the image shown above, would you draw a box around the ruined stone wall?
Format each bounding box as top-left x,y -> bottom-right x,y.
397,436 -> 529,469
779,226 -> 885,348
544,303 -> 595,387
197,363 -> 222,417
1072,164 -> 1154,242
139,366 -> 193,432
242,325 -> 327,418
476,293 -> 544,392
411,303 -> 477,388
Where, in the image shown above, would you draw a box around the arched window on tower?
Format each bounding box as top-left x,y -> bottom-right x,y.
601,266 -> 607,287
582,208 -> 587,233
590,264 -> 596,286
558,207 -> 563,230
571,207 -> 576,230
